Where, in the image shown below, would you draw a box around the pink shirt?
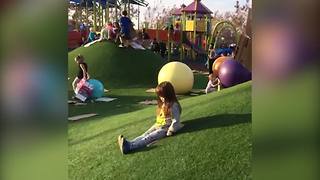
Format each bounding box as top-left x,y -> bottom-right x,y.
205,80 -> 216,94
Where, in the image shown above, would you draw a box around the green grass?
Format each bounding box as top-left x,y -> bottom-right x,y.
68,73 -> 209,117
68,81 -> 252,180
68,41 -> 251,179
68,41 -> 165,89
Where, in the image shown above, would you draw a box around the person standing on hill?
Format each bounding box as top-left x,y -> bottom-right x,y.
119,10 -> 133,48
72,54 -> 90,91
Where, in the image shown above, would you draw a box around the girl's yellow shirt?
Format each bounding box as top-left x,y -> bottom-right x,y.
155,108 -> 171,127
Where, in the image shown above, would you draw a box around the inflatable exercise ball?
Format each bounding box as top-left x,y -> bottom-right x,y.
212,56 -> 233,77
218,60 -> 251,88
88,79 -> 104,98
158,62 -> 194,94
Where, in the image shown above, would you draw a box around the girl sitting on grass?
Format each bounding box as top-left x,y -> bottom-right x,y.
118,81 -> 184,154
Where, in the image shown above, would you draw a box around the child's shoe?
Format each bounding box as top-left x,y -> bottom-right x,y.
118,44 -> 126,48
118,135 -> 130,154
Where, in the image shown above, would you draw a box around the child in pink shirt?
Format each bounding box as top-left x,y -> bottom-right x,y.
205,74 -> 221,94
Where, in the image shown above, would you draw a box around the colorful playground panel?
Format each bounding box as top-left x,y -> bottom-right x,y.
185,20 -> 207,32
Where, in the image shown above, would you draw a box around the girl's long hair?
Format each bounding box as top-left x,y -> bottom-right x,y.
155,81 -> 181,117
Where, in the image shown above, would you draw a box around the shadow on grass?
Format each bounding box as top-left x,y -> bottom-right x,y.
179,113 -> 251,135
127,114 -> 251,154
69,114 -> 251,147
68,94 -> 158,123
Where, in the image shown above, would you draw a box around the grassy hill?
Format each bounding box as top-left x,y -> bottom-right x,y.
68,81 -> 252,179
68,41 -> 165,89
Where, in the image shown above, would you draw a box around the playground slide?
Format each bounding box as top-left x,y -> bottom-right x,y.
84,39 -> 100,47
130,41 -> 146,50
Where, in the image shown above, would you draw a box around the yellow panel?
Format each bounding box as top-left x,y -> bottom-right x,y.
185,20 -> 206,32
186,20 -> 194,31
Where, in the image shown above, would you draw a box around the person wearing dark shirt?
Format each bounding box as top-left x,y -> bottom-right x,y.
119,10 -> 133,47
151,38 -> 160,53
72,54 -> 90,91
141,28 -> 150,40
159,42 -> 167,58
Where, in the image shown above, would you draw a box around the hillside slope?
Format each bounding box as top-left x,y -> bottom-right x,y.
68,81 -> 252,179
68,42 -> 165,89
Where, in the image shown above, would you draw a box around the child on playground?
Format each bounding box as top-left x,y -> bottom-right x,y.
72,54 -> 90,91
113,22 -> 121,44
118,81 -> 184,154
151,38 -> 160,53
119,10 -> 133,47
205,74 -> 221,94
85,27 -> 97,44
96,23 -> 109,42
98,22 -> 115,42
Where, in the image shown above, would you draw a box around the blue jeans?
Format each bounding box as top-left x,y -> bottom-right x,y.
128,125 -> 168,150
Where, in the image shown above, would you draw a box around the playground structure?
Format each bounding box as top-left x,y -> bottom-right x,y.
68,0 -> 251,70
69,0 -> 147,29
68,0 -> 148,49
145,0 -> 213,61
144,0 -> 239,62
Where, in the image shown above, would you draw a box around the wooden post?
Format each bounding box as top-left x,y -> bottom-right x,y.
99,0 -> 103,28
93,0 -> 97,30
192,0 -> 198,60
156,20 -> 159,41
106,2 -> 109,23
182,12 -> 187,60
168,33 -> 171,61
193,1 -> 198,45
128,2 -> 130,18
137,5 -> 140,30
205,15 -> 208,51
85,0 -> 89,25
75,6 -> 79,30
115,3 -> 118,21
79,1 -> 83,26
180,14 -> 184,62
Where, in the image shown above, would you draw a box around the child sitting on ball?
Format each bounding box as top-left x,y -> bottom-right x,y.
205,74 -> 221,94
117,81 -> 184,154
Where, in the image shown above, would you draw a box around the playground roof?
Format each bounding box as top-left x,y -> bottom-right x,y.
182,0 -> 212,14
172,7 -> 183,16
70,0 -> 116,3
69,0 -> 118,8
120,0 -> 148,7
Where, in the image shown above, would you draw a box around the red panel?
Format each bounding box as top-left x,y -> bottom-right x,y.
68,31 -> 83,49
146,29 -> 181,42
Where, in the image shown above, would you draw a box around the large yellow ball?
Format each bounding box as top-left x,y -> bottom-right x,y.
158,62 -> 194,94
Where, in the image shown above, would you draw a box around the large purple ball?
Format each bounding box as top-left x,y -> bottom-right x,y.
218,59 -> 251,88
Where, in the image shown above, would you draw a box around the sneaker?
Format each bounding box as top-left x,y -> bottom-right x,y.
118,44 -> 125,48
118,135 -> 130,154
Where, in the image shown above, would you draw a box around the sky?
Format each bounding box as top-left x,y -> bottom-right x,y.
141,0 -> 249,14
68,0 -> 252,28
134,0 -> 251,27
